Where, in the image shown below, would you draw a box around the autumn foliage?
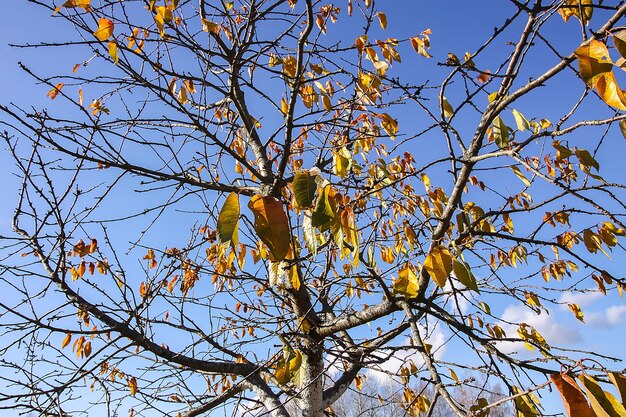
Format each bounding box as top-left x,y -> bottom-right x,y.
2,0 -> 626,416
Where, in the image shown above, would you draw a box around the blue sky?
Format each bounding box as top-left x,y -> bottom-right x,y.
2,1 -> 626,416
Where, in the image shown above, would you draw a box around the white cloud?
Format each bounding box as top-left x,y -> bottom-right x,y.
558,290 -> 603,310
586,304 -> 626,327
366,325 -> 447,383
497,304 -> 581,354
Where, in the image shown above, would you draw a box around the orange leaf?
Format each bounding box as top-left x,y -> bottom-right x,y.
61,333 -> 72,349
248,195 -> 291,261
477,70 -> 491,84
551,373 -> 595,417
47,83 -> 64,100
94,18 -> 114,41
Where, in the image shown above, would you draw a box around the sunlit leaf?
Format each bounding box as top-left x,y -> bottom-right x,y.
580,374 -> 626,417
61,333 -> 72,349
608,372 -> 626,404
568,303 -> 585,323
559,0 -> 593,25
293,171 -> 318,208
492,116 -> 509,148
94,18 -> 114,41
380,113 -> 398,138
108,41 -> 119,65
47,83 -> 64,100
511,165 -> 531,186
442,96 -> 454,119
613,30 -> 626,60
248,195 -> 291,260
452,259 -> 478,292
424,245 -> 452,288
333,147 -> 352,178
129,377 -> 138,396
311,185 -> 337,229
377,12 -> 387,30
551,373 -> 595,417
217,192 -> 239,248
393,262 -> 419,298
512,109 -> 530,131
201,18 -> 220,33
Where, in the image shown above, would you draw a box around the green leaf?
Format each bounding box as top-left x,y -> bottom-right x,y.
424,245 -> 452,288
311,185 -> 337,229
580,374 -> 626,417
248,195 -> 291,260
452,259 -> 478,292
512,109 -> 530,131
492,116 -> 509,148
619,120 -> 626,139
513,386 -> 542,417
216,192 -> 239,247
293,171 -> 317,208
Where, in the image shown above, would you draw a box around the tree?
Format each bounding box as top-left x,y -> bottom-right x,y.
3,0 -> 626,416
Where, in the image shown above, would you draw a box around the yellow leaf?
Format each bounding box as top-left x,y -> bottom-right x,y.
559,0 -> 593,25
333,146 -> 352,178
512,109 -> 529,131
54,0 -> 91,14
491,116 -> 509,148
377,12 -> 387,30
47,83 -> 64,100
442,96 -> 454,119
178,85 -> 188,104
108,41 -> 119,65
322,94 -> 332,111
292,171 -> 318,209
393,262 -> 419,298
275,349 -> 302,385
281,97 -> 289,115
580,374 -> 626,417
155,6 -> 174,36
568,303 -> 585,323
311,185 -> 338,229
61,333 -> 72,349
608,372 -> 626,404
94,18 -> 114,41
129,377 -> 138,396
450,369 -> 459,383
511,165 -> 531,186
380,113 -> 398,138
613,30 -> 626,59
424,246 -> 452,288
216,192 -> 240,248
202,18 -> 220,33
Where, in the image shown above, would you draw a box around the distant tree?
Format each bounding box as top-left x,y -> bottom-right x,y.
2,0 -> 626,416
331,376 -> 513,417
